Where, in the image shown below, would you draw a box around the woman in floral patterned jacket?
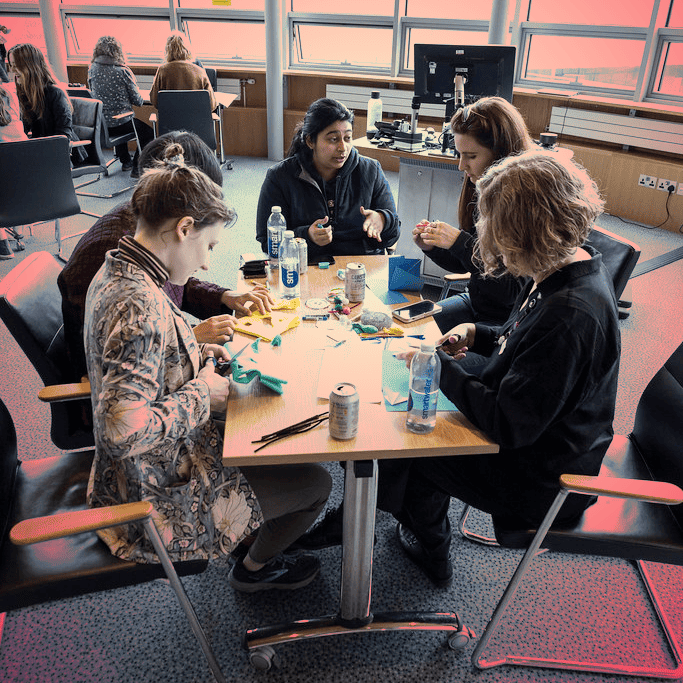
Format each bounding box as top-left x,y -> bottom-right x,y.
85,145 -> 331,592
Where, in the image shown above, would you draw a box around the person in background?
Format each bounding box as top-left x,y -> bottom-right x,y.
149,31 -> 216,111
256,97 -> 400,259
388,151 -> 620,587
85,144 -> 331,590
88,35 -> 154,177
414,96 -> 533,338
0,81 -> 27,142
58,131 -> 273,383
7,43 -> 86,164
0,25 -> 10,82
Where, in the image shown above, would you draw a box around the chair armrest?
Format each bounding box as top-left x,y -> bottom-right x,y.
70,139 -> 91,148
149,113 -> 157,123
444,272 -> 470,282
10,501 -> 154,545
38,381 -> 91,403
112,111 -> 134,120
560,473 -> 683,505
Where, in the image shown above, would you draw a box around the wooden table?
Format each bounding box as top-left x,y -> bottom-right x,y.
223,255 -> 498,670
354,133 -> 461,173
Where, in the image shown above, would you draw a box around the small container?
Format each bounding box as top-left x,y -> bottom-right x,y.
295,237 -> 308,274
344,262 -> 366,303
329,383 -> 359,440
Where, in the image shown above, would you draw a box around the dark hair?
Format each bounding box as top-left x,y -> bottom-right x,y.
287,97 -> 354,159
450,96 -> 534,232
132,142 -> 232,231
137,130 -> 222,185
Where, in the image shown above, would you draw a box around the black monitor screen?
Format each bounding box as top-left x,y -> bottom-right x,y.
414,44 -> 516,107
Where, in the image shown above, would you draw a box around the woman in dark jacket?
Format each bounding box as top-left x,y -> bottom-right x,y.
8,43 -> 86,163
256,97 -> 400,259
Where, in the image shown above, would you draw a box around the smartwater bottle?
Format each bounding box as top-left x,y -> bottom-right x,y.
279,230 -> 300,299
406,342 -> 441,434
267,206 -> 286,271
366,91 -> 383,137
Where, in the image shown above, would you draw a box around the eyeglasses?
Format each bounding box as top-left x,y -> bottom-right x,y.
461,105 -> 485,124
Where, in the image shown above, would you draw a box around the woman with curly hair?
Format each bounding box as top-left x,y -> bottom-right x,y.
85,143 -> 330,591
88,35 -> 154,176
389,151 -> 621,587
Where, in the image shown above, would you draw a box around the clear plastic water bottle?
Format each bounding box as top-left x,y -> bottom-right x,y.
267,206 -> 286,271
366,91 -> 383,137
279,230 -> 300,299
406,342 -> 441,434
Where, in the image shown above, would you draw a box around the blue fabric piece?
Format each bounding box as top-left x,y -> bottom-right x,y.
366,277 -> 408,305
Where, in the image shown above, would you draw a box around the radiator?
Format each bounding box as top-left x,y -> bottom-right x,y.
326,84 -> 448,120
136,74 -> 242,100
549,106 -> 683,155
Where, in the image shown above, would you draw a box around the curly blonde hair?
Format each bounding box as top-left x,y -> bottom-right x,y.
164,31 -> 192,62
92,36 -> 125,65
474,151 -> 604,280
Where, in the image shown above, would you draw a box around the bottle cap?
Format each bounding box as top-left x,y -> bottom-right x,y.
283,230 -> 294,238
421,342 -> 436,353
271,206 -> 282,212
371,91 -> 380,99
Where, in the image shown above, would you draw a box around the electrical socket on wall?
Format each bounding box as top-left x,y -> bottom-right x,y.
677,184 -> 683,196
638,174 -> 657,188
657,178 -> 677,192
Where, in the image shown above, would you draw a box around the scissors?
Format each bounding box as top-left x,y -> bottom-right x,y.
204,341 -> 251,374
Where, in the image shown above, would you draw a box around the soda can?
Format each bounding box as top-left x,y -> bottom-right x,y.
295,237 -> 308,274
329,383 -> 359,440
344,262 -> 366,302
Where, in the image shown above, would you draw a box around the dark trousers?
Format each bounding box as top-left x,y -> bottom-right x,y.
108,118 -> 154,164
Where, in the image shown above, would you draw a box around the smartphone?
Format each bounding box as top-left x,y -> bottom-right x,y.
392,300 -> 442,323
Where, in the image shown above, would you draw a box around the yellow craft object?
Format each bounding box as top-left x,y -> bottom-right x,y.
272,298 -> 300,310
234,310 -> 301,342
359,326 -> 405,338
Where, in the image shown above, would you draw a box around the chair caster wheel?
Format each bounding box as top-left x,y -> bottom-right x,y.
249,645 -> 281,671
448,626 -> 475,651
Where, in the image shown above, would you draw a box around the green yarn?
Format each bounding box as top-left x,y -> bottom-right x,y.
271,334 -> 282,347
352,323 -> 378,334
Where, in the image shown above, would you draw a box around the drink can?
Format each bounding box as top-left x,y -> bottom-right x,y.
329,383 -> 359,440
344,262 -> 366,302
295,237 -> 308,274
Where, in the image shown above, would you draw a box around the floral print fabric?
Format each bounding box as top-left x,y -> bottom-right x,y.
84,251 -> 262,563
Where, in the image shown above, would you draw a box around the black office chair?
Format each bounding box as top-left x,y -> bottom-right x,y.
0,396 -> 228,682
0,136 -> 88,260
204,66 -> 218,91
151,89 -> 226,166
0,252 -> 93,451
468,340 -> 683,679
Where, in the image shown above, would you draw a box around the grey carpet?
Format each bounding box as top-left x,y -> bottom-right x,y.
1,154 -> 683,683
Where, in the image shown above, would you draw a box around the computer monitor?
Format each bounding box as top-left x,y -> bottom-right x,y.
413,44 -> 516,112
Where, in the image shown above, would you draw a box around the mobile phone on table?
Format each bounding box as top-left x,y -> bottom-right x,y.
392,300 -> 442,323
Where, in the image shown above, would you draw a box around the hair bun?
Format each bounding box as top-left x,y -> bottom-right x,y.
163,142 -> 185,166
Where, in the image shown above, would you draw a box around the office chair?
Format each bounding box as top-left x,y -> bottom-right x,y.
0,136 -> 89,260
151,89 -> 226,167
0,252 -> 93,451
204,66 -> 218,91
468,339 -> 683,679
0,396 -> 228,683
68,90 -> 139,199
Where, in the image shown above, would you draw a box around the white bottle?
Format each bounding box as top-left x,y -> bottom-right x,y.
267,206 -> 287,271
406,342 -> 441,434
279,230 -> 300,299
366,91 -> 383,136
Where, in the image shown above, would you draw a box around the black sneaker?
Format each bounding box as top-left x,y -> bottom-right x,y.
229,552 -> 320,593
121,160 -> 134,172
289,505 -> 343,550
396,523 -> 453,588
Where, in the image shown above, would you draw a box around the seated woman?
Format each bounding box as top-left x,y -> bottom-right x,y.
414,97 -> 532,336
58,130 -> 273,383
388,151 -> 621,587
88,35 -> 154,176
85,143 -> 331,590
7,43 -> 86,164
149,31 -> 216,111
256,97 -> 400,259
0,81 -> 26,142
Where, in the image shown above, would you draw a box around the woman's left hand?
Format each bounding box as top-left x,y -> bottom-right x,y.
221,285 -> 274,316
419,221 -> 460,250
360,206 -> 385,242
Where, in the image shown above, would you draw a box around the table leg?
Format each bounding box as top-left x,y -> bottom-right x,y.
242,459 -> 473,669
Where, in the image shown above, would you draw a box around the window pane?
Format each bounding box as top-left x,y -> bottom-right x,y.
0,15 -> 46,54
405,0 -> 493,20
654,41 -> 683,95
668,0 -> 683,27
185,20 -> 265,61
291,0 -> 394,13
524,34 -> 645,91
61,0 -> 170,6
65,16 -> 171,58
179,0 -> 264,8
528,0 -> 655,27
404,28 -> 489,71
293,24 -> 392,69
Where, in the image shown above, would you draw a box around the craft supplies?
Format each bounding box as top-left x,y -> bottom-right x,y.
302,314 -> 330,321
305,297 -> 328,310
251,411 -> 330,452
345,262 -> 366,302
233,310 -> 300,342
318,262 -> 330,269
329,383 -> 359,440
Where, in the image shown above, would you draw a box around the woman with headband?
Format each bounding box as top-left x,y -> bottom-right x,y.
84,145 -> 331,591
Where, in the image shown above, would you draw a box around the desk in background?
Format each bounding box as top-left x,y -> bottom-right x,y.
223,255 -> 498,670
